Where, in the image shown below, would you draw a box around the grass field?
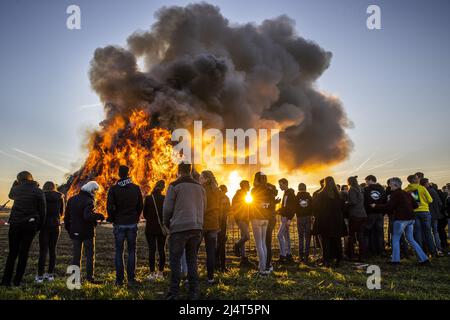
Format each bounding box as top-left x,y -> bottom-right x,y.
0,211 -> 450,300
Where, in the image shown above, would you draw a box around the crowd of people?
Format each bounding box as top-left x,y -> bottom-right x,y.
1,165 -> 450,300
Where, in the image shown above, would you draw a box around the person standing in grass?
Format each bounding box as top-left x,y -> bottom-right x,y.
276,178 -> 296,264
346,176 -> 368,262
265,182 -> 278,271
313,176 -> 346,268
232,180 -> 251,266
199,170 -> 221,285
216,184 -> 230,272
372,177 -> 429,265
421,179 -> 444,255
65,181 -> 105,284
1,171 -> 46,287
143,180 -> 166,281
107,165 -> 143,286
35,181 -> 65,284
163,162 -> 206,300
296,183 -> 313,263
250,172 -> 273,275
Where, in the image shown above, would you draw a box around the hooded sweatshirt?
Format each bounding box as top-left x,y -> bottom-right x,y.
43,191 -> 65,228
364,183 -> 386,215
107,178 -> 143,225
404,183 -> 433,213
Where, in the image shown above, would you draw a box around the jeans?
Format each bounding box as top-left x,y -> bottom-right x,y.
265,215 -> 276,268
251,219 -> 268,272
180,250 -> 187,275
235,220 -> 250,258
277,217 -> 292,257
297,216 -> 312,259
392,220 -> 428,262
347,217 -> 367,260
113,224 -> 138,283
431,219 -> 442,252
38,226 -> 60,276
365,214 -> 384,255
413,212 -> 436,254
72,238 -> 95,280
145,231 -> 166,272
201,230 -> 218,280
169,230 -> 202,297
1,223 -> 37,286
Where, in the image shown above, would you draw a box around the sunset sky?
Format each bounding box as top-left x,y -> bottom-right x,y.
1,0 -> 449,203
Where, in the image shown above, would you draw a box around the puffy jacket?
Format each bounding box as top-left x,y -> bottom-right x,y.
163,175 -> 206,234
312,192 -> 346,237
203,184 -> 221,231
143,190 -> 165,235
43,191 -> 65,228
64,191 -> 104,240
364,183 -> 386,214
8,180 -> 46,229
404,183 -> 433,213
107,178 -> 143,225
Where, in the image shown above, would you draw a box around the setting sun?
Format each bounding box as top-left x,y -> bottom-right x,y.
245,191 -> 253,204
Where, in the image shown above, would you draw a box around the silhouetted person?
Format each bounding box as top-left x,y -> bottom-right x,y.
276,178 -> 296,263
36,181 -> 65,283
163,162 -> 206,300
216,185 -> 230,272
232,180 -> 251,265
296,183 -> 313,262
65,181 -> 105,283
107,165 -> 143,286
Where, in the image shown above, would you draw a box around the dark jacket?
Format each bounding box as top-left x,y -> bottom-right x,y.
43,191 -> 65,228
106,178 -> 143,225
251,184 -> 275,221
313,192 -> 346,237
64,191 -> 104,240
347,187 -> 367,218
277,188 -> 296,220
163,175 -> 206,234
428,186 -> 443,220
364,183 -> 386,215
231,189 -> 249,223
143,190 -> 165,235
8,180 -> 46,229
203,184 -> 221,231
375,189 -> 418,221
296,191 -> 313,217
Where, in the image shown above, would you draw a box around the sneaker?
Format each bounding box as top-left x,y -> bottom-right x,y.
259,270 -> 270,276
266,265 -> 274,272
44,273 -> 54,282
207,279 -> 216,285
35,276 -> 44,284
147,272 -> 156,281
435,251 -> 444,257
419,260 -> 431,266
155,271 -> 164,280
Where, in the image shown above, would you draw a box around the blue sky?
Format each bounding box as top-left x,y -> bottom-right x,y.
1,0 -> 450,201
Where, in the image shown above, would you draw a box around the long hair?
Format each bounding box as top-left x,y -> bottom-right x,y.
201,170 -> 218,189
152,180 -> 165,193
43,181 -> 56,192
320,176 -> 340,199
347,176 -> 360,192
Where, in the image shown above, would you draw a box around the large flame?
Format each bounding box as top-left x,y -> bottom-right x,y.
67,110 -> 178,213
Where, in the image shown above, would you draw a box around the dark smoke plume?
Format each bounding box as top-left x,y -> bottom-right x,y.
89,2 -> 353,169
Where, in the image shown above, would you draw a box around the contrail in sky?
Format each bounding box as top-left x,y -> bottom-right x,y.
76,102 -> 102,111
0,149 -> 37,167
12,148 -> 70,174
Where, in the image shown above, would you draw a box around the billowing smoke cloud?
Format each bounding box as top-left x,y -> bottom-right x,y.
89,2 -> 353,169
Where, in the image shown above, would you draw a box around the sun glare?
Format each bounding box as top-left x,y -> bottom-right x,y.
245,191 -> 253,204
